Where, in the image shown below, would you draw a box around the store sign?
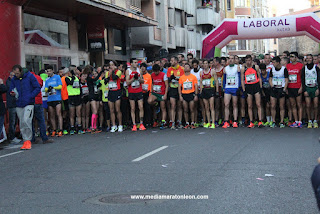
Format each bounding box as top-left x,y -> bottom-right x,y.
87,16 -> 105,52
187,49 -> 196,57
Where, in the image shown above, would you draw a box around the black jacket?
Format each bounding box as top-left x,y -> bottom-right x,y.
0,84 -> 8,115
6,77 -> 15,108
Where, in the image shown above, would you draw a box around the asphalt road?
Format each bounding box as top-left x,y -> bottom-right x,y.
0,126 -> 319,214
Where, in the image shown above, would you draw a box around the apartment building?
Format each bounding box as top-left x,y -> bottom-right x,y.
1,0 -> 157,78
225,0 -> 269,56
130,0 -> 225,60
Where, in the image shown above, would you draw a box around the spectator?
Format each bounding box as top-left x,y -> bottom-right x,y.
10,65 -> 41,150
6,71 -> 20,144
0,78 -> 7,138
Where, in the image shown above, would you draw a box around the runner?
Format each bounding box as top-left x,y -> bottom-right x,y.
301,54 -> 320,128
260,63 -> 272,126
80,72 -> 91,133
126,58 -> 146,131
65,68 -> 82,134
45,66 -> 63,136
200,59 -> 218,129
178,63 -> 198,129
106,61 -> 123,132
148,64 -> 168,129
241,55 -> 263,128
99,70 -> 111,132
222,55 -> 241,128
59,68 -> 69,135
287,52 -> 304,128
214,57 -> 224,126
141,63 -> 152,127
269,56 -> 289,128
167,56 -> 184,129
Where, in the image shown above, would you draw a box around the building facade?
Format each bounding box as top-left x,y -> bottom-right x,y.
130,0 -> 225,60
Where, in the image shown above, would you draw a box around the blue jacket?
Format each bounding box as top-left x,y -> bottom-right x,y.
9,71 -> 41,108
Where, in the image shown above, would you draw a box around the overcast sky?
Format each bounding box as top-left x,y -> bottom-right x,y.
270,0 -> 310,15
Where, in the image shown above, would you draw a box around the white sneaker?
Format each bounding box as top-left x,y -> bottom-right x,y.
110,126 -> 117,133
118,125 -> 123,132
11,137 -> 21,144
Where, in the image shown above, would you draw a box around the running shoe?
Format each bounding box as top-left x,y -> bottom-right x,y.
110,126 -> 117,133
86,129 -> 91,133
270,122 -> 276,128
153,121 -> 159,128
297,122 -> 303,128
160,122 -> 166,130
171,122 -> 176,130
51,131 -> 56,137
203,123 -> 210,128
63,130 -> 68,135
136,124 -> 140,129
184,124 -> 190,129
70,130 -> 75,135
20,140 -> 31,150
95,129 -> 102,133
177,121 -> 183,129
132,125 -> 137,132
105,127 -> 110,132
209,123 -> 216,129
190,124 -> 196,129
290,122 -> 298,128
254,121 -> 258,126
284,117 -> 289,124
218,119 -> 223,125
139,124 -> 146,131
287,121 -> 293,127
314,121 -> 319,128
233,122 -> 238,128
118,125 -> 123,132
280,123 -> 285,128
247,122 -> 255,128
214,121 -> 219,127
258,121 -> 263,128
222,122 -> 230,129
194,123 -> 200,128
58,131 -> 63,137
46,131 -> 49,136
308,122 -> 313,129
169,121 -> 173,128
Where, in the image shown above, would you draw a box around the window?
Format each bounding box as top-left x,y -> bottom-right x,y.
156,3 -> 160,26
130,0 -> 141,9
175,9 -> 182,27
113,29 -> 126,55
23,13 -> 69,48
238,40 -> 247,50
227,0 -> 231,10
236,0 -> 246,7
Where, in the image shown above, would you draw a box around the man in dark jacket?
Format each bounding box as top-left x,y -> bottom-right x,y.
0,78 -> 7,138
6,71 -> 20,144
9,65 -> 41,150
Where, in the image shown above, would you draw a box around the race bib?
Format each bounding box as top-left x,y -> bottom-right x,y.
153,85 -> 162,93
183,82 -> 192,91
306,77 -> 317,86
94,86 -> 98,94
272,77 -> 284,88
49,89 -> 56,96
289,74 -> 297,83
131,80 -> 140,88
245,74 -> 256,83
142,84 -> 149,91
42,91 -> 48,97
202,79 -> 211,87
263,82 -> 270,88
82,87 -> 89,95
109,81 -> 118,90
73,81 -> 80,88
227,76 -> 236,85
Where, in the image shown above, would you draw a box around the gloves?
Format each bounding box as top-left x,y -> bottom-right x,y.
112,72 -> 118,80
48,86 -> 53,92
71,76 -> 76,81
134,73 -> 139,80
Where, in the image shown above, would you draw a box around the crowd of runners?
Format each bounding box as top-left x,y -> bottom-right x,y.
2,51 -> 320,149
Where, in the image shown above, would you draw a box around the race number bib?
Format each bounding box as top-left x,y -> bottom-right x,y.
183,82 -> 192,91
306,77 -> 317,86
153,85 -> 162,93
131,80 -> 140,88
82,87 -> 89,95
109,81 -> 118,90
142,84 -> 149,91
263,82 -> 270,88
272,77 -> 284,88
202,79 -> 211,87
289,74 -> 297,83
245,74 -> 256,83
94,85 -> 98,94
227,76 -> 236,85
104,90 -> 108,99
217,77 -> 222,86
72,81 -> 80,88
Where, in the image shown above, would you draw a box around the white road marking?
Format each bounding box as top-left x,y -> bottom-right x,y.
198,132 -> 206,135
4,145 -> 22,149
132,146 -> 168,162
0,151 -> 23,159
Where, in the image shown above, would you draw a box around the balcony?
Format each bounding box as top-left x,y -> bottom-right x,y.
175,27 -> 186,47
196,7 -> 220,26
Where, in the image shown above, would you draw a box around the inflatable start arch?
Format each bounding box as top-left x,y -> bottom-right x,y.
202,13 -> 320,58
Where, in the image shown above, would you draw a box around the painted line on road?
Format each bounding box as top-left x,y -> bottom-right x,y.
132,146 -> 168,162
0,151 -> 23,159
